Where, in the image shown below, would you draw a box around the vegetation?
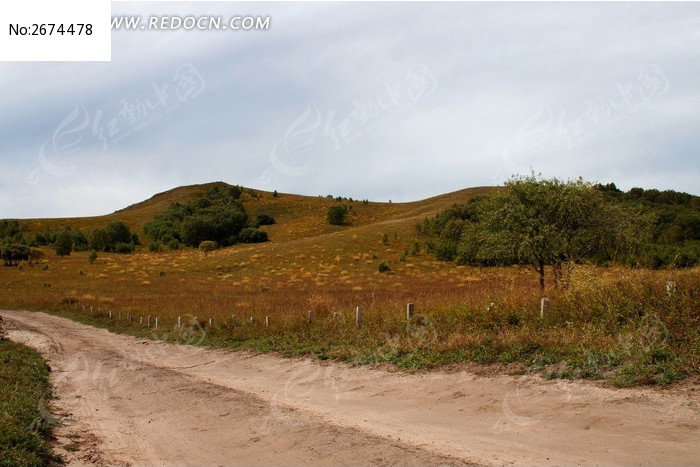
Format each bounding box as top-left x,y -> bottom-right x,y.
89,221 -> 137,253
199,240 -> 218,257
256,214 -> 276,226
1,244 -> 30,266
0,339 -> 58,466
54,230 -> 73,257
595,182 -> 699,268
144,185 -> 252,247
327,204 -> 348,225
28,249 -> 44,265
0,180 -> 696,387
426,175 -> 698,289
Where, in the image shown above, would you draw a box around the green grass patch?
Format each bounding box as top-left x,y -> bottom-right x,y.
0,339 -> 59,467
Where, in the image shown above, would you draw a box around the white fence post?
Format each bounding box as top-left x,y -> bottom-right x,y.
540,298 -> 550,318
356,306 -> 363,329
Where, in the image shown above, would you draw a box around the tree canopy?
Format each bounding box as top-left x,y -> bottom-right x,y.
427,175 -> 653,290
144,185 -> 265,247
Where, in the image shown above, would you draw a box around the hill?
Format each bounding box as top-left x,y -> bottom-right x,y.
13,182 -> 493,244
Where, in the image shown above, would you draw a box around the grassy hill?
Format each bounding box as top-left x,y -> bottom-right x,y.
1,182 -> 697,386
16,182 -> 492,244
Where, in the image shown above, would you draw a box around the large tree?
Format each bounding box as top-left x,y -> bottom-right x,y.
458,174 -> 648,291
54,230 -> 73,257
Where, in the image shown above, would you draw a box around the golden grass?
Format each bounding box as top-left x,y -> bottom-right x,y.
1,183 -> 697,384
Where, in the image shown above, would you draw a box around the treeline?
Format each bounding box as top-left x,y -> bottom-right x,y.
143,185 -> 269,249
421,176 -> 698,283
0,219 -> 139,265
594,183 -> 698,267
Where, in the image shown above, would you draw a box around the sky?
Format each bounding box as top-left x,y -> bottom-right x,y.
1,2 -> 699,218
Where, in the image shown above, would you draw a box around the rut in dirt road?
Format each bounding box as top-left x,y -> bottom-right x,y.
3,309 -> 699,466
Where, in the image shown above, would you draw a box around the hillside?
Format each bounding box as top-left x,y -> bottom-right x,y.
1,181 -> 696,387
14,182 -> 493,244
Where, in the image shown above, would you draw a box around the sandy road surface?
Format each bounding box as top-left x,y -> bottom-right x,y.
3,310 -> 699,466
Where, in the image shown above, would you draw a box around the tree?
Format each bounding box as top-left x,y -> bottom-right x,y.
88,250 -> 98,263
28,248 -> 44,264
238,228 -> 268,243
327,204 -> 348,225
55,230 -> 73,257
199,240 -> 218,257
256,214 -> 276,226
105,221 -> 132,246
1,244 -> 30,266
89,228 -> 108,252
456,174 -> 647,291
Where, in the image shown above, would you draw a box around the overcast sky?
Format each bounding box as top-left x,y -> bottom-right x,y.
1,2 -> 699,218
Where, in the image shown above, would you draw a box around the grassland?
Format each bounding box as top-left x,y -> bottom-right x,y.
0,339 -> 58,467
1,184 -> 698,386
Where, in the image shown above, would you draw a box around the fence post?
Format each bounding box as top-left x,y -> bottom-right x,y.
308,310 -> 314,323
118,310 -> 122,320
406,303 -> 414,320
209,317 -> 215,327
356,306 -> 363,329
540,298 -> 550,318
265,316 -> 270,327
178,316 -> 183,328
147,315 -> 152,327
155,317 -> 160,329
108,310 -> 112,319
139,316 -> 143,325
666,281 -> 677,297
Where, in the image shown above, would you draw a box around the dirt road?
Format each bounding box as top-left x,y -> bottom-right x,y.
3,310 -> 698,466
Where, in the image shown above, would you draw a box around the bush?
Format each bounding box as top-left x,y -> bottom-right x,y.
148,241 -> 164,252
113,242 -> 135,254
88,250 -> 98,263
54,230 -> 73,257
378,261 -> 391,273
199,240 -> 218,257
1,244 -> 30,266
239,228 -> 268,243
71,231 -> 89,251
167,239 -> 179,250
256,214 -> 276,226
327,204 -> 348,226
145,185 -> 248,247
28,248 -> 44,264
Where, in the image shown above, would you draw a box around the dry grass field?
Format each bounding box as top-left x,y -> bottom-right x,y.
1,183 -> 697,386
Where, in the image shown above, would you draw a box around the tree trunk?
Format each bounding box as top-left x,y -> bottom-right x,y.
538,262 -> 545,292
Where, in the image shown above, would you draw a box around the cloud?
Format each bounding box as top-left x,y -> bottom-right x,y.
0,2 -> 698,218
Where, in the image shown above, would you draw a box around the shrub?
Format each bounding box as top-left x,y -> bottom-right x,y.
239,228 -> 268,243
28,248 -> 44,264
256,214 -> 276,226
167,239 -> 179,250
112,243 -> 134,254
145,185 -> 248,247
327,204 -> 348,226
378,261 -> 391,273
54,230 -> 73,257
148,241 -> 164,252
199,240 -> 218,257
1,244 -> 30,266
71,231 -> 89,251
88,250 -> 98,263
